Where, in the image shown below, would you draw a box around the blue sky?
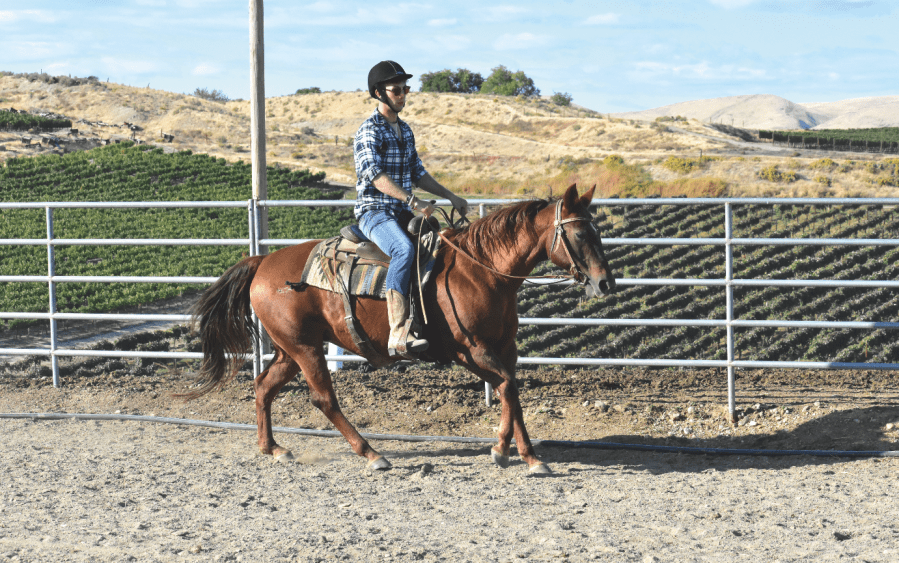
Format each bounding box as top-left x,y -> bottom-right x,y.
1,0 -> 896,112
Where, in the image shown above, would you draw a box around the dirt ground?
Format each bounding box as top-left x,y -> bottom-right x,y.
5,358 -> 899,453
2,356 -> 899,562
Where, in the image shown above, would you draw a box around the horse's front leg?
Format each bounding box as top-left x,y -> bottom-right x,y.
462,349 -> 551,474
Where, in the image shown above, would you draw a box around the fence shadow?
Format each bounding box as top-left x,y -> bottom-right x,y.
533,404 -> 899,474
376,405 -> 899,474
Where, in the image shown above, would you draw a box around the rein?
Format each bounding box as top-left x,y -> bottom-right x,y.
434,200 -> 593,285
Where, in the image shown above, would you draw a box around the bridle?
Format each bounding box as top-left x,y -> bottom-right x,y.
548,199 -> 596,285
434,199 -> 598,286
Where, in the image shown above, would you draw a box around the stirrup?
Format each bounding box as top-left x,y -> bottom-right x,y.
388,321 -> 428,360
388,333 -> 429,360
386,289 -> 428,360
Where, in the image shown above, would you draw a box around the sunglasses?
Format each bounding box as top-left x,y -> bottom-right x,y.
383,85 -> 411,96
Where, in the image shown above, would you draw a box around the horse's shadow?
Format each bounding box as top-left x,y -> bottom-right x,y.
374,405 -> 899,475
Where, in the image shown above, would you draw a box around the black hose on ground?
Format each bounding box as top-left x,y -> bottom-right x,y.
3,412 -> 897,458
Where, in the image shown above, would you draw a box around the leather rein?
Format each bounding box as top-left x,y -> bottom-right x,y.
434,200 -> 594,285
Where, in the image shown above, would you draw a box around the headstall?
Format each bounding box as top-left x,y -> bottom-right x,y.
437,199 -> 599,286
549,199 -> 595,285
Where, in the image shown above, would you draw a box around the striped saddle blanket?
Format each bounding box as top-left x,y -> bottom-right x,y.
292,230 -> 440,298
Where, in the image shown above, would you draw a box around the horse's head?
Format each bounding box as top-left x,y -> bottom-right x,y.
547,184 -> 616,297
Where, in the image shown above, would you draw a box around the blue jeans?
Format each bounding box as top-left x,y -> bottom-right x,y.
358,210 -> 415,297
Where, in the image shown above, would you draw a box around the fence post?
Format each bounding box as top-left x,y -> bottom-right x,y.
725,203 -> 736,423
249,0 -> 269,256
481,203 -> 493,407
248,199 -> 263,379
46,207 -> 60,387
327,343 -> 344,371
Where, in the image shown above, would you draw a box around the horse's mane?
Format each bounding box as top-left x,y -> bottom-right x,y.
445,198 -> 553,260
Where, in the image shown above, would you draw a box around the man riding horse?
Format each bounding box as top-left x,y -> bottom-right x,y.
353,60 -> 469,360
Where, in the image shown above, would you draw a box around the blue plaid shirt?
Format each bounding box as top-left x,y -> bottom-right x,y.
354,109 -> 428,219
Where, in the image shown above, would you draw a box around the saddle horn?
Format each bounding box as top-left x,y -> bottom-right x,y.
407,214 -> 440,236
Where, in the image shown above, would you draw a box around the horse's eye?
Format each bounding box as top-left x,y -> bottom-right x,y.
576,231 -> 587,240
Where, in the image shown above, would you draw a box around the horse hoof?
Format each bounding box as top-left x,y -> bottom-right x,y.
491,449 -> 511,468
275,451 -> 295,464
528,462 -> 552,475
367,456 -> 392,471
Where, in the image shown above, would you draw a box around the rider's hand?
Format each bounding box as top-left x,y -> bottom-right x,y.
409,195 -> 435,217
451,195 -> 469,218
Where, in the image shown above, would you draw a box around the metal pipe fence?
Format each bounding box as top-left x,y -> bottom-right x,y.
2,197 -> 899,418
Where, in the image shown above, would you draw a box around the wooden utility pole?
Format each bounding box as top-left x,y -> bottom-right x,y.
249,0 -> 268,254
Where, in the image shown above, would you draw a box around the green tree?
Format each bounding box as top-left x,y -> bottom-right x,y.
453,68 -> 483,93
551,92 -> 573,106
419,69 -> 454,92
295,87 -> 322,95
419,68 -> 483,93
480,65 -> 540,97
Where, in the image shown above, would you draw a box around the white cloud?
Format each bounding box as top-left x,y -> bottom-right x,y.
818,0 -> 875,9
425,34 -> 471,52
306,1 -> 338,13
3,40 -> 65,61
707,0 -> 756,8
0,10 -> 59,24
173,0 -> 222,8
482,5 -> 529,22
100,56 -> 161,75
192,63 -> 220,76
634,61 -> 767,80
44,61 -> 71,72
584,13 -> 620,25
644,43 -> 670,55
428,18 -> 457,27
493,32 -> 546,51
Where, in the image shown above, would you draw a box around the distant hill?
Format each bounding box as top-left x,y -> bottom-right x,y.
800,96 -> 899,130
612,94 -> 899,131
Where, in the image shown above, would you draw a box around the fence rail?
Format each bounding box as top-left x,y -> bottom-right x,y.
2,197 -> 899,418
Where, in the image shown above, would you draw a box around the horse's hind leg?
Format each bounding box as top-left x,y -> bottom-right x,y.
254,345 -> 300,459
291,344 -> 391,470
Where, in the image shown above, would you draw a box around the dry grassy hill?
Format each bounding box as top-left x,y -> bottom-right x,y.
1,75 -> 897,199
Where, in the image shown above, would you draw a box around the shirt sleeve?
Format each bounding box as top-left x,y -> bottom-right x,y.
354,121 -> 384,185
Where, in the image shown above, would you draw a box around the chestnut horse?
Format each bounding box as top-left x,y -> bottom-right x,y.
187,184 -> 615,473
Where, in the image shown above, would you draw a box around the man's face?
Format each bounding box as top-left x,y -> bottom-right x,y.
382,80 -> 408,111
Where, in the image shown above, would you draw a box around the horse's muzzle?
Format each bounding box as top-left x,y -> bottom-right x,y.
585,274 -> 616,297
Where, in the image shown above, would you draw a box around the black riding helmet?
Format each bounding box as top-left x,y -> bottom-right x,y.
368,60 -> 413,105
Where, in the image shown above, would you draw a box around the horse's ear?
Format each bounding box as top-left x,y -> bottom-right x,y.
562,183 -> 579,211
579,184 -> 596,207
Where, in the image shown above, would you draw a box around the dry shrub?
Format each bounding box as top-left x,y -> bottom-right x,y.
661,155 -> 722,175
661,178 -> 727,197
758,165 -> 798,183
810,158 -> 836,170
444,154 -> 729,199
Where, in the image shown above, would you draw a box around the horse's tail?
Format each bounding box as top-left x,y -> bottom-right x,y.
180,255 -> 265,400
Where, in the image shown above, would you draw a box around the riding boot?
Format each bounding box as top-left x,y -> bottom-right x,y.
386,289 -> 429,359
